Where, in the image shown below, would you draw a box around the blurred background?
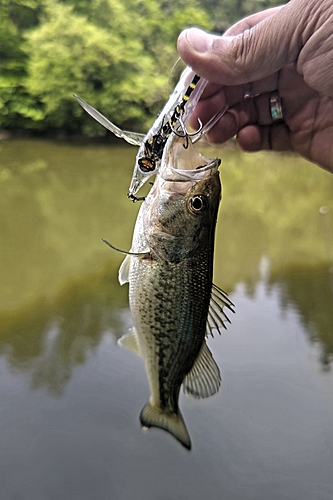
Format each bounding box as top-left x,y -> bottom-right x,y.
1,1 -> 333,500
1,0 -> 282,136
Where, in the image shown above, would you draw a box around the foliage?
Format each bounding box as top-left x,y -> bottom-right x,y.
0,0 -> 45,129
0,0 -> 282,134
1,0 -> 210,133
198,0 -> 285,32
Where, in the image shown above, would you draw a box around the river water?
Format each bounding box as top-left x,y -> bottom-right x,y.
1,139 -> 333,500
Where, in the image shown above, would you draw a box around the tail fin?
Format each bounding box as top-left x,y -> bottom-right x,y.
140,403 -> 191,450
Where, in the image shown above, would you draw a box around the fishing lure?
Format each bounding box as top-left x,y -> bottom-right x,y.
74,67 -> 227,201
135,73 -> 203,176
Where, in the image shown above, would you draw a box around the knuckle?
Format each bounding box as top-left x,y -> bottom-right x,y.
228,31 -> 255,80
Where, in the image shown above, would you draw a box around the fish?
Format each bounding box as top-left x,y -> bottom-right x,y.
74,66 -> 228,200
108,133 -> 234,449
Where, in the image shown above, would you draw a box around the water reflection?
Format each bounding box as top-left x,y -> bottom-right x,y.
0,261 -> 127,394
1,140 -> 333,498
1,260 -> 332,397
270,264 -> 333,368
0,139 -> 139,309
1,139 -> 333,387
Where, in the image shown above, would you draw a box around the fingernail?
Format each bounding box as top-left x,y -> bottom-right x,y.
185,28 -> 212,53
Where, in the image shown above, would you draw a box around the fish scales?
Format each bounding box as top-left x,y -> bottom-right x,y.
129,249 -> 213,412
116,134 -> 233,449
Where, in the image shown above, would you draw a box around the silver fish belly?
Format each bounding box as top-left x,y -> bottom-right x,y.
117,135 -> 234,450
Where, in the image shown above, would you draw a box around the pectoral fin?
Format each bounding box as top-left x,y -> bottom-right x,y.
118,254 -> 131,285
183,340 -> 221,399
101,238 -> 149,285
118,327 -> 141,356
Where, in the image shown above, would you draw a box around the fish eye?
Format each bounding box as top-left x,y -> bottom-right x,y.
188,195 -> 208,214
138,157 -> 155,173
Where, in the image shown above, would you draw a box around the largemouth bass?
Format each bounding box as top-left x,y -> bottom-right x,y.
113,134 -> 234,449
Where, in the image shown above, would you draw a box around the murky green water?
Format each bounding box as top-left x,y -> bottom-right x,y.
1,139 -> 333,499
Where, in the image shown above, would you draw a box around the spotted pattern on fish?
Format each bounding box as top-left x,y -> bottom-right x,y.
129,246 -> 213,413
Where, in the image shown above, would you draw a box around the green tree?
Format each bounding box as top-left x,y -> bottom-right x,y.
0,0 -> 45,129
23,0 -> 210,134
1,0 -> 285,134
198,0 -> 286,32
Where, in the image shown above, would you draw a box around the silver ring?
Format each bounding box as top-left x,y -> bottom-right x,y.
270,91 -> 284,122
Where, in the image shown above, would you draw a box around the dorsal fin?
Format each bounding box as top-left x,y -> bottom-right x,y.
183,340 -> 221,399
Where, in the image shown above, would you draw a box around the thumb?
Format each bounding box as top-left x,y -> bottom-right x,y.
177,2 -> 309,85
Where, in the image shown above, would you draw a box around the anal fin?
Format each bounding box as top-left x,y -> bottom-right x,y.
183,340 -> 221,399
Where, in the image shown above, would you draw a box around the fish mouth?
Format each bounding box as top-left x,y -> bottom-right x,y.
161,157 -> 221,183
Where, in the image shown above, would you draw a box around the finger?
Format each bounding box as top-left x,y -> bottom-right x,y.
177,2 -> 312,85
191,90 -> 283,142
199,71 -> 279,103
236,124 -> 292,152
188,73 -> 280,133
203,110 -> 239,144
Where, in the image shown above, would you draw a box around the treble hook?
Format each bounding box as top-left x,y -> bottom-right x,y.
170,117 -> 203,149
127,193 -> 146,203
170,116 -> 187,137
187,118 -> 203,137
192,106 -> 229,144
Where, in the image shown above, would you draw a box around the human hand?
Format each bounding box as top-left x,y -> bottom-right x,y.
177,0 -> 333,173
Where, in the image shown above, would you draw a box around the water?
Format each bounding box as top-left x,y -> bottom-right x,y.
1,139 -> 333,499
